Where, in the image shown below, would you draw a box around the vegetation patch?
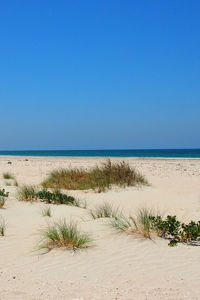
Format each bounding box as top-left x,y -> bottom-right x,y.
18,185 -> 37,202
110,208 -> 152,238
90,202 -> 119,219
0,189 -> 9,209
42,159 -> 148,192
0,216 -> 6,236
110,208 -> 200,246
39,220 -> 92,250
37,189 -> 75,205
3,172 -> 15,179
41,206 -> 51,217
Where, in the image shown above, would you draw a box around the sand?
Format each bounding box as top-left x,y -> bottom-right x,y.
0,156 -> 200,300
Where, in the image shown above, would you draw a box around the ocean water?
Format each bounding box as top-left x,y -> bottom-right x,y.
0,149 -> 199,158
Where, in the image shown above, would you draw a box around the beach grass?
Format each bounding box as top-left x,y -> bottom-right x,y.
39,220 -> 92,250
3,172 -> 15,180
18,185 -> 37,202
110,207 -> 153,238
0,217 -> 6,236
41,206 -> 51,217
42,159 -> 148,192
90,202 -> 119,219
0,197 -> 6,208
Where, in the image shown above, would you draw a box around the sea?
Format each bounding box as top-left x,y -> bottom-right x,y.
0,149 -> 199,158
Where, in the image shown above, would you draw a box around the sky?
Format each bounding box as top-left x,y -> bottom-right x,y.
0,0 -> 200,150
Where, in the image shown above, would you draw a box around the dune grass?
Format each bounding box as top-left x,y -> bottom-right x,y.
42,159 -> 148,192
3,172 -> 15,179
18,185 -> 37,202
110,208 -> 153,238
0,217 -> 6,236
41,206 -> 51,217
0,197 -> 6,208
39,220 -> 92,250
90,202 -> 119,219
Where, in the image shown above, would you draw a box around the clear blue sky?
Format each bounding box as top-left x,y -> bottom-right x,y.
0,0 -> 199,150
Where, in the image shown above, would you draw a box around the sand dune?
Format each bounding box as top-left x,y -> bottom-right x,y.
0,156 -> 200,299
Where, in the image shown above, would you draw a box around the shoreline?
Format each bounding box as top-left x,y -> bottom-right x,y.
0,155 -> 200,160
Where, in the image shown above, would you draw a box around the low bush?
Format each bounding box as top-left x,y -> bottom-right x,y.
150,215 -> 200,246
42,160 -> 148,192
0,189 -> 9,209
0,189 -> 9,198
37,189 -> 75,205
39,220 -> 92,250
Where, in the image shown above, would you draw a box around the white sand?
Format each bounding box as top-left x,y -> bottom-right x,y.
0,156 -> 200,299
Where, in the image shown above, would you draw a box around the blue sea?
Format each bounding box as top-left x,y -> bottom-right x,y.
0,149 -> 200,158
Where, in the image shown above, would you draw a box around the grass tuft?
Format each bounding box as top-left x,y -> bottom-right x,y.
90,202 -> 119,219
3,172 -> 15,179
42,159 -> 148,192
39,220 -> 92,250
18,185 -> 37,202
0,216 -> 6,236
110,208 -> 153,238
0,197 -> 6,208
41,206 -> 51,217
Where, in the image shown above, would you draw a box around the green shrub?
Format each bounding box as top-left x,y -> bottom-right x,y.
42,160 -> 148,192
150,215 -> 200,246
0,189 -> 9,209
0,189 -> 9,197
37,189 -> 75,205
39,220 -> 92,250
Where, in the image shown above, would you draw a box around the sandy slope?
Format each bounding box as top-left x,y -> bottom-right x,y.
0,156 -> 200,300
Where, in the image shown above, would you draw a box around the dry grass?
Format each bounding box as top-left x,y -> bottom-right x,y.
0,197 -> 6,208
42,159 -> 148,192
90,202 -> 119,219
3,172 -> 15,179
39,220 -> 92,250
18,185 -> 37,202
110,208 -> 153,239
0,216 -> 6,236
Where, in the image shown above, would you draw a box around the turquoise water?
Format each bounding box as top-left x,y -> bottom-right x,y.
0,149 -> 200,158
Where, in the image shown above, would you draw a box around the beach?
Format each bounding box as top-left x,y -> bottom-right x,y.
0,156 -> 200,299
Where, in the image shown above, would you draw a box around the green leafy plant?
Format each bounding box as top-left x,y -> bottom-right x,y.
0,189 -> 9,209
39,220 -> 92,250
37,189 -> 75,205
150,215 -> 200,246
42,160 -> 148,192
0,189 -> 9,197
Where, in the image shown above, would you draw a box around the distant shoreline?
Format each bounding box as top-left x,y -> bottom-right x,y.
0,149 -> 200,158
